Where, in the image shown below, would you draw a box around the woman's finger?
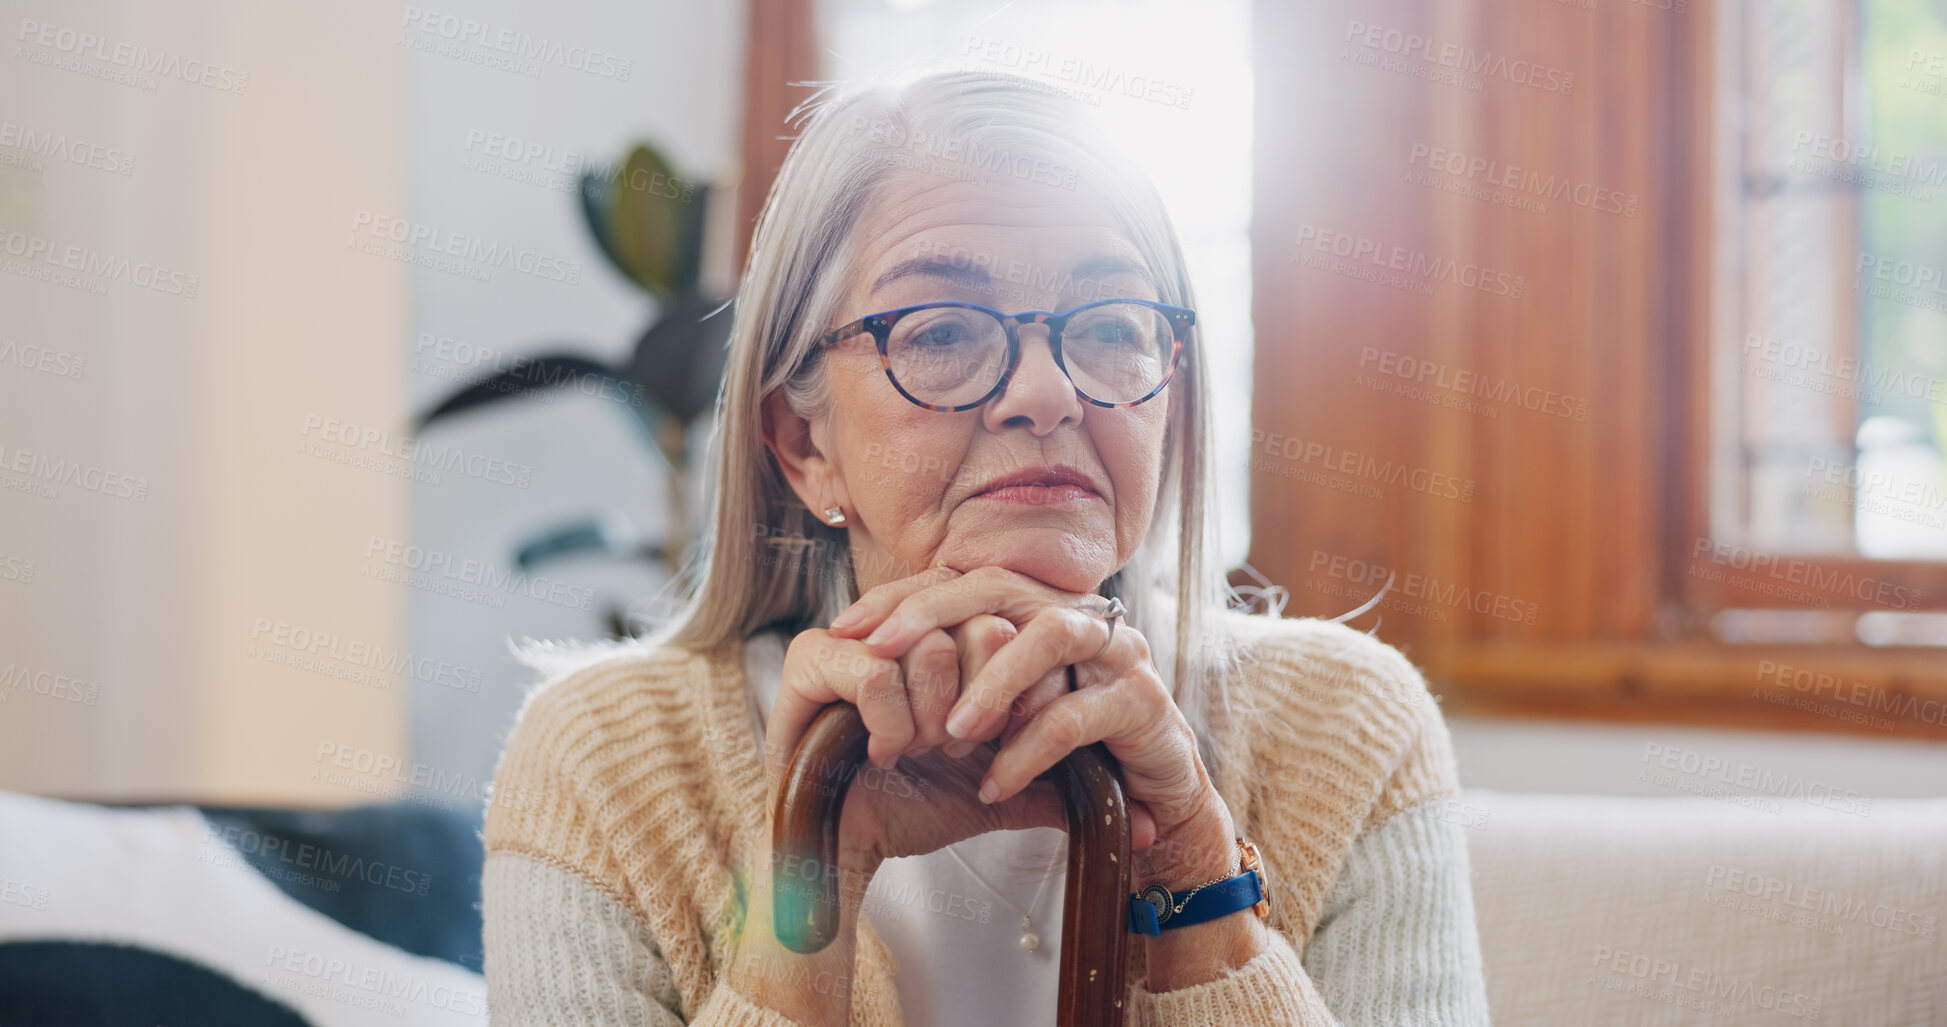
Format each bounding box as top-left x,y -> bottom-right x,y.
773,632 -> 915,776
826,564 -> 962,637
855,566 -> 1084,658
941,615 -> 1016,758
997,667 -> 1069,751
900,628 -> 960,754
947,605 -> 1119,744
977,683 -> 1162,808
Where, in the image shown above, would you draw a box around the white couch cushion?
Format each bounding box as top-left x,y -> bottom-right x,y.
1463,790 -> 1946,1026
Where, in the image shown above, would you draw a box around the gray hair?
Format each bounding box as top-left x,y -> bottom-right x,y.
660,69 -> 1239,774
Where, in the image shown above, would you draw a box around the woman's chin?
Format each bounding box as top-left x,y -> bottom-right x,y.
937,531 -> 1119,595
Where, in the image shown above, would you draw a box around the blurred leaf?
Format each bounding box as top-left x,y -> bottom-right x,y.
578,168 -> 630,283
627,295 -> 734,424
414,353 -> 652,431
672,183 -> 712,296
607,144 -> 688,296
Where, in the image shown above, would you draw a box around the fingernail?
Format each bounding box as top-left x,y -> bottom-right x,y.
944,740 -> 976,759
977,779 -> 999,804
863,617 -> 899,646
829,605 -> 864,632
945,704 -> 978,739
908,746 -> 933,760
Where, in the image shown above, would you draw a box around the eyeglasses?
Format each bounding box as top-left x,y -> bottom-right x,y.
819,298 -> 1194,412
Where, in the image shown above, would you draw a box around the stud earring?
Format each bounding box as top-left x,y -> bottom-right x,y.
823,506 -> 846,526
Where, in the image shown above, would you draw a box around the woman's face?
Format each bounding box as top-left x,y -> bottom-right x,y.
767,170 -> 1174,596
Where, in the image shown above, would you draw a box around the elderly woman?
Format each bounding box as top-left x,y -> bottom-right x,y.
483,71 -> 1490,1025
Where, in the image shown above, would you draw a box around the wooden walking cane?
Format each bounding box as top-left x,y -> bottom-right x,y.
771,688 -> 1133,1025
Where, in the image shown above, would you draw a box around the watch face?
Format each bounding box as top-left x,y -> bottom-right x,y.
1139,884 -> 1174,925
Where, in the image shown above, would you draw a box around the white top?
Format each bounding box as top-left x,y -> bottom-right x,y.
742,632 -> 1064,1027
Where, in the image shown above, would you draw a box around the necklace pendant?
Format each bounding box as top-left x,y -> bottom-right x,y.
1018,929 -> 1040,953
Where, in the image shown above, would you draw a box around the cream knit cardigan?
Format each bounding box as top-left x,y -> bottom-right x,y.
481,612 -> 1492,1025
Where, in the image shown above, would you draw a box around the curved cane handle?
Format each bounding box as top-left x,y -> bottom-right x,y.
771,700 -> 1132,1026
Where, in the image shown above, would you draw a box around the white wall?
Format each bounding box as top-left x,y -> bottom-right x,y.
399,0 -> 746,797
0,0 -> 410,802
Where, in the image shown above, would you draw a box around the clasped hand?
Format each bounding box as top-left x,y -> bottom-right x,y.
763,565 -> 1236,886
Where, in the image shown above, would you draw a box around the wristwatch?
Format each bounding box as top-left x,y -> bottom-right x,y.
1127,837 -> 1271,936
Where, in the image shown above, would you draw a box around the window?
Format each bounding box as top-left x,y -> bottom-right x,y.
1707,0 -> 1947,644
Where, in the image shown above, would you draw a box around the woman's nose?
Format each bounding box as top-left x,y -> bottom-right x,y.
982,325 -> 1084,434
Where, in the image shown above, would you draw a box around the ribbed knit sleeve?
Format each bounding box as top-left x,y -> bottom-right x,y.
481,646 -> 824,1026
1130,930 -> 1338,1025
1114,614 -> 1489,1026
1301,803 -> 1492,1025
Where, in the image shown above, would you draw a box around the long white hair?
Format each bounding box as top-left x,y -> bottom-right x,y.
548,69 -> 1241,772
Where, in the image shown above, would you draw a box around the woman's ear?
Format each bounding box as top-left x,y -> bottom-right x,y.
761,391 -> 849,520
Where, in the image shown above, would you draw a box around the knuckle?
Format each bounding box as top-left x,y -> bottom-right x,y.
862,658 -> 901,699
975,616 -> 1016,652
1041,702 -> 1088,751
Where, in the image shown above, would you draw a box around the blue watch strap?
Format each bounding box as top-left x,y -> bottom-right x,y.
1127,868 -> 1264,936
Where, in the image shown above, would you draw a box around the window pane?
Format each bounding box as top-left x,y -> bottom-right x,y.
1855,0 -> 1947,557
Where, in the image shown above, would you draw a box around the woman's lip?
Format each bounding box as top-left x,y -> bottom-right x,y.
971,466 -> 1102,498
970,484 -> 1100,505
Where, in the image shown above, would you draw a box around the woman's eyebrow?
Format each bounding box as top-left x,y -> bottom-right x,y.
871,257 -> 990,296
871,254 -> 1159,296
1071,257 -> 1159,290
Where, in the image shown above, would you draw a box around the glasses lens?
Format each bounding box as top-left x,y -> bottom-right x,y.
1061,302 -> 1176,404
885,306 -> 1009,407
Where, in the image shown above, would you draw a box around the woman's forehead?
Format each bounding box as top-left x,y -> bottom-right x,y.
847,173 -> 1154,304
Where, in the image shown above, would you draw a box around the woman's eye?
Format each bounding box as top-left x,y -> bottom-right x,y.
1083,320 -> 1139,345
912,322 -> 967,346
